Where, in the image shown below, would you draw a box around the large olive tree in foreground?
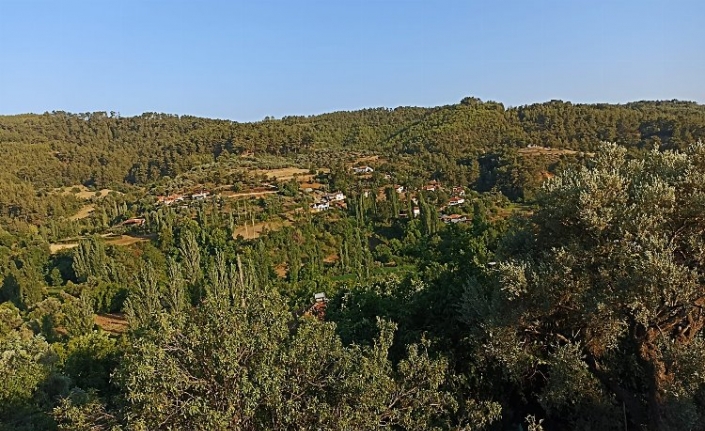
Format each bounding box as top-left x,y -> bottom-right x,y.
464,144 -> 705,430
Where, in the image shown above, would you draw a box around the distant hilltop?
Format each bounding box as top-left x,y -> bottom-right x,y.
0,97 -> 703,190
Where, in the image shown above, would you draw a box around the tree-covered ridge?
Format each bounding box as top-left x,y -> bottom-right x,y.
1,99 -> 704,188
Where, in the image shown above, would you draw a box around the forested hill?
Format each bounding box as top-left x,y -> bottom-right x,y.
1,98 -> 704,188
5,99 -> 705,430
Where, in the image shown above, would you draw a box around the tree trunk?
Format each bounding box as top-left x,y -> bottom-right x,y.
640,338 -> 667,431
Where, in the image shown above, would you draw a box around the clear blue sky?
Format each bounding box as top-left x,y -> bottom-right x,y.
1,0 -> 703,121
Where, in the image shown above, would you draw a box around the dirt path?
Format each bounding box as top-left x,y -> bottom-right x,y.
49,234 -> 151,254
221,189 -> 279,199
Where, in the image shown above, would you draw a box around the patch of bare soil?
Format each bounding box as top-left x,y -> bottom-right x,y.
323,253 -> 339,263
300,182 -> 324,190
94,313 -> 128,334
49,243 -> 80,254
274,264 -> 288,278
69,204 -> 95,221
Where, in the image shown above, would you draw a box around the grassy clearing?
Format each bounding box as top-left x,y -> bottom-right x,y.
253,167 -> 311,181
58,185 -> 121,199
232,220 -> 292,240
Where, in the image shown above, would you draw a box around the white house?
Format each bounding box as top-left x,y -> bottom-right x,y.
311,202 -> 330,211
440,214 -> 467,224
448,197 -> 465,206
191,191 -> 209,201
353,166 -> 374,174
323,191 -> 345,202
394,185 -> 405,193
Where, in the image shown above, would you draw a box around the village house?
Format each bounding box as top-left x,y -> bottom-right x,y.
440,214 -> 467,224
422,180 -> 441,192
311,201 -> 330,212
448,197 -> 465,206
157,194 -> 185,206
394,185 -> 405,193
122,217 -> 146,226
191,191 -> 210,201
423,180 -> 442,191
451,186 -> 466,196
305,292 -> 328,320
398,206 -> 422,219
353,166 -> 374,174
323,191 -> 345,202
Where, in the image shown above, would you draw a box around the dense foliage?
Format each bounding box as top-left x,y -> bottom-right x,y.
2,98 -> 705,430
